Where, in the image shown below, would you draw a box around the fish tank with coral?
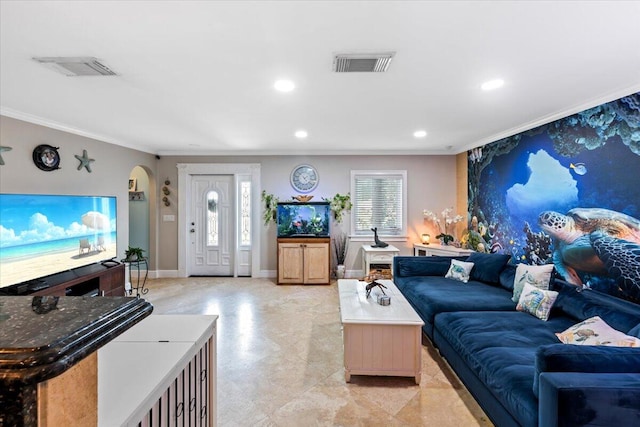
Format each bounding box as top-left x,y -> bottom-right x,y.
277,202 -> 330,237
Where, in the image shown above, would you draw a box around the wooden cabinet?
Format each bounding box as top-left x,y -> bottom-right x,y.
277,237 -> 330,285
30,263 -> 125,297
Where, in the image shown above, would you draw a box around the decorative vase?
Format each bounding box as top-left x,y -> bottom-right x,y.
336,264 -> 346,279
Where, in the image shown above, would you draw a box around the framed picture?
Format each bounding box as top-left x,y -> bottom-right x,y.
128,178 -> 137,192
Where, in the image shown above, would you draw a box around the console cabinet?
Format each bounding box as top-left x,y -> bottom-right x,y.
31,263 -> 125,297
277,237 -> 330,285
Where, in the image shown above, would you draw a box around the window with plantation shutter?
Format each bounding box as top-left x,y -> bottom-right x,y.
350,170 -> 407,237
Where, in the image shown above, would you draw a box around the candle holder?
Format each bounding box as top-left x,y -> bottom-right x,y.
421,233 -> 431,245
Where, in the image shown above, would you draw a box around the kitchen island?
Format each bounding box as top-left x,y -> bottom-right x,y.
0,296 -> 152,426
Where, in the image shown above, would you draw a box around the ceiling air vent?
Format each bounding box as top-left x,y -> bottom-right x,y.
33,57 -> 117,76
333,52 -> 395,73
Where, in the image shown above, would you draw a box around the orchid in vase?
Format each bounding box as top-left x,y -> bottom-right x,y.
423,208 -> 465,245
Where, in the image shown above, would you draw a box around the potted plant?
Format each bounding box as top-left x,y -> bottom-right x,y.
423,208 -> 464,246
324,193 -> 352,223
333,233 -> 348,279
261,190 -> 279,225
125,246 -> 145,262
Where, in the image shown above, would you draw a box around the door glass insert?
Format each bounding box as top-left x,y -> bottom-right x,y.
206,191 -> 219,246
240,182 -> 251,245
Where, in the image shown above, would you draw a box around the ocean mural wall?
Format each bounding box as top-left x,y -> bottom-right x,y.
467,93 -> 640,303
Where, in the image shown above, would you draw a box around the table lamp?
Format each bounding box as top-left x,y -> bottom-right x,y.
421,233 -> 430,245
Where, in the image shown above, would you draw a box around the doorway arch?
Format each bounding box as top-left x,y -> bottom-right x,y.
128,165 -> 155,273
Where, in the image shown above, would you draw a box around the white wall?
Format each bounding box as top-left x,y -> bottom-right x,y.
157,155 -> 459,275
0,116 -> 461,276
0,116 -> 158,265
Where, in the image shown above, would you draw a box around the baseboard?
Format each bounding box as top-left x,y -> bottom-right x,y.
151,270 -> 179,279
259,270 -> 277,278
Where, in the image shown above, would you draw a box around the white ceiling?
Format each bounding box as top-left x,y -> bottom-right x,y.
1,1 -> 640,156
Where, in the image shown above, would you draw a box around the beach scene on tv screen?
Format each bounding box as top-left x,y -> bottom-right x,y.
0,194 -> 117,288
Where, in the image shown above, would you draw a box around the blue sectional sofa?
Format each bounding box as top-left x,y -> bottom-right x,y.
393,254 -> 640,427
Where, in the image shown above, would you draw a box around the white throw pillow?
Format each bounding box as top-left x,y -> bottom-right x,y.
512,263 -> 554,303
445,259 -> 475,283
516,282 -> 559,321
556,316 -> 640,347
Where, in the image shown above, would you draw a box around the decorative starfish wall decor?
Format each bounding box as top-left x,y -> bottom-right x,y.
75,149 -> 95,172
0,146 -> 12,165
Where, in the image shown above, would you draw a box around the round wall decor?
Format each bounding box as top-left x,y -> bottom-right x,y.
290,164 -> 319,193
33,144 -> 61,171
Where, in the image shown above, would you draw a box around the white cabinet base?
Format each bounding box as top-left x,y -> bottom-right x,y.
99,315 -> 217,427
343,323 -> 422,384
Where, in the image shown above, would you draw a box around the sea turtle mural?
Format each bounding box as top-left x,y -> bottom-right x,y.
538,208 -> 640,301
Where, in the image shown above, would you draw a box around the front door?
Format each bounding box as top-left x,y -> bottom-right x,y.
189,175 -> 234,276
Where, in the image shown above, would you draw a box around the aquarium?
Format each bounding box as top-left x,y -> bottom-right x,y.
277,202 -> 330,237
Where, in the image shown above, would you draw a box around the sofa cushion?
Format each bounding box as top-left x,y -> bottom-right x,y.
512,263 -> 554,303
397,277 -> 516,336
395,256 -> 464,277
556,316 -> 640,347
434,311 -> 575,427
445,259 -> 474,283
516,283 -> 559,321
553,281 -> 640,333
466,252 -> 511,285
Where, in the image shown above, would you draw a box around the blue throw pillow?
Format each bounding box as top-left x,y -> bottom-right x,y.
553,282 -> 640,333
465,252 -> 511,285
396,256 -> 466,277
499,263 -> 517,291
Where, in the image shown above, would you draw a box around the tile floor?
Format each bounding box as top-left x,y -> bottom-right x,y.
143,277 -> 493,426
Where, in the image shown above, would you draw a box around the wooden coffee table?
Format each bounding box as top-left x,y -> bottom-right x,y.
338,279 -> 424,384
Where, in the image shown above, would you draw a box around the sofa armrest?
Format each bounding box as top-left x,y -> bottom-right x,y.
534,344 -> 640,397
536,344 -> 640,374
538,372 -> 640,427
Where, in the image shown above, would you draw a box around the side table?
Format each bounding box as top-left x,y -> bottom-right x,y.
361,244 -> 400,277
413,243 -> 473,257
121,258 -> 149,297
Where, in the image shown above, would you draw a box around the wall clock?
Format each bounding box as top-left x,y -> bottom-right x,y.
32,144 -> 61,171
290,164 -> 319,193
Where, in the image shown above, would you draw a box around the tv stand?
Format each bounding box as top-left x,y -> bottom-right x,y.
2,263 -> 125,297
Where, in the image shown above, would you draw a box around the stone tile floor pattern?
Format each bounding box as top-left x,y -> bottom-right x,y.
143,277 -> 493,426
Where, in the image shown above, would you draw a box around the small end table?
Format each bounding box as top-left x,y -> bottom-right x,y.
361,244 -> 400,277
121,258 -> 149,297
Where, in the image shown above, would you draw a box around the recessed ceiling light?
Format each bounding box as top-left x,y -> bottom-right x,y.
413,130 -> 427,138
295,130 -> 308,139
481,79 -> 504,91
274,79 -> 295,92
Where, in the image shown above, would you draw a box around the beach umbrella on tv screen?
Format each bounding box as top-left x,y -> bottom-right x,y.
81,211 -> 110,230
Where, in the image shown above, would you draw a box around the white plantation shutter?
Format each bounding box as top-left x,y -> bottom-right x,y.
351,171 -> 406,236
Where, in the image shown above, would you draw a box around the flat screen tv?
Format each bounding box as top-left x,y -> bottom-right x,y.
0,194 -> 117,289
277,202 -> 330,238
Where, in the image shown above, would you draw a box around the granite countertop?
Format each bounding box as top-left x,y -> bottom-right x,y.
0,296 -> 153,385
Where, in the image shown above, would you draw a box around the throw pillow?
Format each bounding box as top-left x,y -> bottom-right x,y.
465,252 -> 511,285
445,259 -> 475,283
516,282 -> 559,321
512,263 -> 554,303
556,316 -> 640,347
